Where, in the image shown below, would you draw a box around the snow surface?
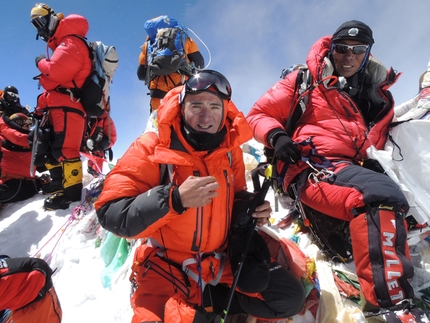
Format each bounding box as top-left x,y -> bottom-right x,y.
1,150 -> 430,323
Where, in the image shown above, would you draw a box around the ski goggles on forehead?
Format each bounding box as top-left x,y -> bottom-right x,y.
333,43 -> 369,55
180,70 -> 232,103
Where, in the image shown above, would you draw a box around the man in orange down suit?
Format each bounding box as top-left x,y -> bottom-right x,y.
95,70 -> 305,322
30,3 -> 92,210
137,15 -> 204,112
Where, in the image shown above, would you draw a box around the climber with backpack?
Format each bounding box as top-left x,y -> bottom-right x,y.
247,20 -> 429,322
137,15 -> 205,112
30,3 -> 93,210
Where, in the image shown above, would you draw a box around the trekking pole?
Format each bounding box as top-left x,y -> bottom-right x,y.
220,162 -> 273,322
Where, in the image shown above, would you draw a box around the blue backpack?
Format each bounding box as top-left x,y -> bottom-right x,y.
144,15 -> 191,81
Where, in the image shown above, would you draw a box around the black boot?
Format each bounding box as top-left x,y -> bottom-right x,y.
44,192 -> 71,210
42,181 -> 63,195
44,158 -> 83,210
42,163 -> 63,195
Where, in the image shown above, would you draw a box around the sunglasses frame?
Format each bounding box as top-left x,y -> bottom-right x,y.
333,43 -> 369,55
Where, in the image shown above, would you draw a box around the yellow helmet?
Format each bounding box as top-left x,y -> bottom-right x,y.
30,3 -> 63,41
30,3 -> 52,20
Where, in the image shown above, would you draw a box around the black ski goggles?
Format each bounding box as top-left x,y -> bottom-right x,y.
180,70 -> 232,103
31,15 -> 49,31
333,43 -> 369,55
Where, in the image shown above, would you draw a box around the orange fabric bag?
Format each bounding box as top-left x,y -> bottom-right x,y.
11,287 -> 62,323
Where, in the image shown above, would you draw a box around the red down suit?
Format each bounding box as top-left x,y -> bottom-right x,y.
35,14 -> 91,161
0,115 -> 33,180
247,36 -> 414,308
0,113 -> 40,204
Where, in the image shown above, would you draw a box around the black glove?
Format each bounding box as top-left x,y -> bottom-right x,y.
32,111 -> 44,121
28,128 -> 42,146
35,54 -> 46,67
274,134 -> 300,164
98,137 -> 110,151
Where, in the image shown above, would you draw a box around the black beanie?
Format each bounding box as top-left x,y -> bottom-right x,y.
332,20 -> 374,46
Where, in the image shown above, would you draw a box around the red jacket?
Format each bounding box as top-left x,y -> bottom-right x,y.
36,14 -> 92,113
0,115 -> 33,180
95,86 -> 252,264
247,36 -> 399,188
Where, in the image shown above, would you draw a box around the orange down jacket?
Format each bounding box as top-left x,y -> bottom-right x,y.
95,86 -> 252,264
247,35 -> 400,189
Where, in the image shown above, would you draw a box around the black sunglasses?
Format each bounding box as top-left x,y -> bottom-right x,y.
333,43 -> 369,55
180,70 -> 232,103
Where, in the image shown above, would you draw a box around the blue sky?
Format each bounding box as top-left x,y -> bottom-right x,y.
2,0 -> 430,158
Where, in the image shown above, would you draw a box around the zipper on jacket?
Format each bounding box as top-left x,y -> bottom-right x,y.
339,91 -> 357,116
323,89 -> 369,160
222,169 -> 231,245
142,263 -> 152,277
339,90 -> 374,133
210,261 -> 215,279
191,170 -> 203,252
